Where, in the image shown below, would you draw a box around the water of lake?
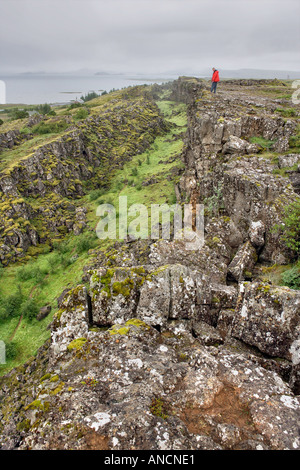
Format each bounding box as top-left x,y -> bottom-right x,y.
0,73 -> 179,105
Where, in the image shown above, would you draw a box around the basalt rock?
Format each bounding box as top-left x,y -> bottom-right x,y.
1,78 -> 300,451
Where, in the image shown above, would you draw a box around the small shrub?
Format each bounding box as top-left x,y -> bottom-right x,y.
0,287 -> 24,320
22,298 -> 40,321
16,264 -> 34,281
16,264 -> 45,283
68,102 -> 82,110
32,120 -> 69,135
34,103 -> 51,115
204,183 -> 224,216
0,118 -> 4,126
52,240 -> 70,254
76,232 -> 97,253
80,91 -> 99,102
130,167 -> 138,177
74,108 -> 89,120
114,180 -> 124,192
281,265 -> 300,290
249,136 -> 275,150
19,126 -> 31,135
289,132 -> 300,151
89,188 -> 106,201
45,252 -> 61,272
5,341 -> 19,360
59,254 -> 74,268
11,109 -> 29,120
150,397 -> 169,419
279,198 -> 300,257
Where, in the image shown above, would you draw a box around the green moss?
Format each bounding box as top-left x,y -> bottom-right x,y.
257,283 -> 271,294
125,318 -> 150,330
109,325 -> 130,336
178,352 -> 188,362
50,374 -> 59,383
50,382 -> 65,396
40,373 -> 51,382
108,318 -> 150,335
150,397 -> 169,420
112,278 -> 134,298
16,419 -> 31,432
25,399 -> 50,412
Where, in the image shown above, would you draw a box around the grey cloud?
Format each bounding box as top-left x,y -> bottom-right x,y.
0,0 -> 299,74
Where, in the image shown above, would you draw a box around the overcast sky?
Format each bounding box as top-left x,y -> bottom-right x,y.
1,0 -> 299,74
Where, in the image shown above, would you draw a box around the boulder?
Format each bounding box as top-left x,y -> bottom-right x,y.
248,220 -> 265,248
37,305 -> 51,322
222,135 -> 248,155
227,241 -> 258,282
278,154 -> 300,169
231,282 -> 300,360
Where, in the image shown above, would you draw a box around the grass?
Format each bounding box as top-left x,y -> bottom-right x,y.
0,229 -> 99,375
85,98 -> 186,232
275,107 -> 298,118
260,261 -> 300,290
289,123 -> 300,153
251,82 -> 293,100
249,136 -> 275,150
86,131 -> 185,238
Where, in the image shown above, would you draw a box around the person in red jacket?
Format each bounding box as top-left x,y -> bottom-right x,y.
211,68 -> 220,94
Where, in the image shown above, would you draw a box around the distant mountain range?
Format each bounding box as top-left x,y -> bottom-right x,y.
3,68 -> 300,80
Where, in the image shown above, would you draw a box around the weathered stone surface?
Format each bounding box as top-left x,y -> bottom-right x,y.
231,282 -> 300,360
1,312 -> 300,450
50,285 -> 90,363
1,77 -> 300,452
248,220 -> 265,248
37,305 -> 51,322
227,241 -> 258,282
278,153 -> 300,169
221,157 -> 295,263
222,135 -> 249,155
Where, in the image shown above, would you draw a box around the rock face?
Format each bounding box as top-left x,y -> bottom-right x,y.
0,93 -> 167,264
231,282 -> 300,361
0,78 -> 300,451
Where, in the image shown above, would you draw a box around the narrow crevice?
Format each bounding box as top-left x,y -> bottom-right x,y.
86,292 -> 93,326
152,324 -> 161,333
167,268 -> 173,320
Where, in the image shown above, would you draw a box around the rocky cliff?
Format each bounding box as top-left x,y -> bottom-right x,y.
0,78 -> 299,451
0,89 -> 167,265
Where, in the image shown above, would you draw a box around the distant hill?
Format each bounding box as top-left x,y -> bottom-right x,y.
216,68 -> 300,80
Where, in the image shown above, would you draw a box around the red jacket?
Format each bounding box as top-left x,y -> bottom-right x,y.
212,70 -> 220,82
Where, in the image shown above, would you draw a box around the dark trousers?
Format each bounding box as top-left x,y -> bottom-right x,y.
211,81 -> 218,93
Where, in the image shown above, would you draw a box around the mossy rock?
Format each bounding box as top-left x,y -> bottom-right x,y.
67,337 -> 87,351
108,318 -> 150,336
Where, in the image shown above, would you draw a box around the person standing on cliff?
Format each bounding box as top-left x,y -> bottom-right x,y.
211,68 -> 220,93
